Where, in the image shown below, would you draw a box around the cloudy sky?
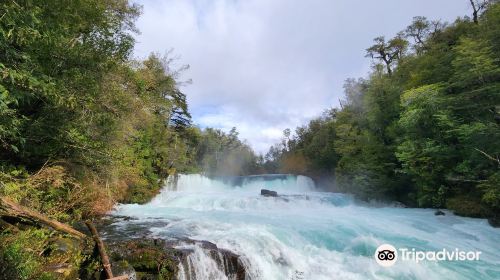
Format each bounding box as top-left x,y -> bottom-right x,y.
132,0 -> 470,154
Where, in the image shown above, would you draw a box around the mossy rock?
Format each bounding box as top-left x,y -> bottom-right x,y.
446,195 -> 485,218
44,237 -> 85,279
106,239 -> 182,280
0,228 -> 89,280
488,216 -> 500,227
135,272 -> 159,280
112,260 -> 136,280
48,237 -> 82,256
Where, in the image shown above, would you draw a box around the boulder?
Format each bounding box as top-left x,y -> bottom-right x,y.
392,201 -> 408,208
434,210 -> 445,216
175,239 -> 246,280
106,239 -> 182,280
112,260 -> 137,280
43,236 -> 84,279
261,189 -> 278,197
488,217 -> 500,228
104,238 -> 247,280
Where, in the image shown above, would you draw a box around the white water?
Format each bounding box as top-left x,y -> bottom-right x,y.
113,174 -> 500,280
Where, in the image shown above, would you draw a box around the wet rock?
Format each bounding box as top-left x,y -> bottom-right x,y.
211,248 -> 246,280
112,260 -> 137,280
175,239 -> 246,280
261,189 -> 278,197
43,237 -> 83,278
106,239 -> 183,280
392,201 -> 408,208
488,217 -> 500,228
105,238 -> 247,280
53,237 -> 83,255
94,216 -> 169,242
293,270 -> 305,280
434,210 -> 445,216
45,263 -> 75,278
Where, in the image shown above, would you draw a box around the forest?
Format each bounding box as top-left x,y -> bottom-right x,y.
0,0 -> 499,279
0,0 -> 256,278
265,1 -> 500,224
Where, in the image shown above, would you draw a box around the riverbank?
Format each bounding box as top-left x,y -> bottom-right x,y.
305,173 -> 500,228
2,173 -> 499,279
95,215 -> 246,280
108,174 -> 500,279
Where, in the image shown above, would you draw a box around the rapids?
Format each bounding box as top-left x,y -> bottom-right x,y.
112,174 -> 500,279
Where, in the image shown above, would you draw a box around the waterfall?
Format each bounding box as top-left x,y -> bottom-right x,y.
178,244 -> 229,280
113,174 -> 500,280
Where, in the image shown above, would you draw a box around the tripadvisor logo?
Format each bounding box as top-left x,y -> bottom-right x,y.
374,244 -> 482,267
375,244 -> 398,267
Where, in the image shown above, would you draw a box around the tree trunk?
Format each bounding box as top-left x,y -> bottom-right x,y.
85,221 -> 114,279
0,197 -> 86,239
386,63 -> 392,76
470,0 -> 479,24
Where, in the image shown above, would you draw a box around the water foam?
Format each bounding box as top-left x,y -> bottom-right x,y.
113,174 -> 500,280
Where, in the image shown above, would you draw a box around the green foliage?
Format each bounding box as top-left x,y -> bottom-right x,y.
366,34 -> 409,75
0,0 -> 140,167
0,228 -> 86,279
264,111 -> 339,176
0,164 -> 94,222
0,229 -> 56,280
0,0 -> 257,211
396,84 -> 455,207
451,37 -> 499,87
0,0 -> 204,210
0,0 -> 261,278
195,127 -> 260,176
265,2 -> 500,218
479,172 -> 500,212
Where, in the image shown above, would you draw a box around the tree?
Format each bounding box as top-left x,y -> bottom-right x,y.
404,16 -> 445,53
469,0 -> 489,23
138,54 -> 192,130
405,16 -> 431,50
396,84 -> 453,207
366,34 -> 408,75
195,127 -> 259,176
262,1 -> 500,221
451,37 -> 499,87
340,78 -> 365,112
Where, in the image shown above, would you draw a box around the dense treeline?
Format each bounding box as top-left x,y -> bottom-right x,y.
0,0 -> 196,211
193,127 -> 261,176
266,1 -> 500,223
0,0 -> 257,208
0,1 -> 257,278
1,0 -> 499,278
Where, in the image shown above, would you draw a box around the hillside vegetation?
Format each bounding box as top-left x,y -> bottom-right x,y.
265,1 -> 500,223
0,1 -> 258,278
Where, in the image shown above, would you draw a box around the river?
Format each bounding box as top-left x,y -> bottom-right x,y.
111,174 -> 500,279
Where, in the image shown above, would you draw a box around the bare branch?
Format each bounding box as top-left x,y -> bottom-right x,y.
474,148 -> 500,166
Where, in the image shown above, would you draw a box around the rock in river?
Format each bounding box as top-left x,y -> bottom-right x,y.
434,210 -> 445,216
261,189 -> 278,197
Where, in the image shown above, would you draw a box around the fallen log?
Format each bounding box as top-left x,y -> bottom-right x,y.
0,197 -> 86,239
85,221 -> 114,279
0,217 -> 20,233
107,276 -> 129,280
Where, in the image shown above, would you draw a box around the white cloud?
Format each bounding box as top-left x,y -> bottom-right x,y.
132,0 -> 469,154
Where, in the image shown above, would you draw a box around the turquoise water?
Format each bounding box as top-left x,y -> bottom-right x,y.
113,174 -> 500,279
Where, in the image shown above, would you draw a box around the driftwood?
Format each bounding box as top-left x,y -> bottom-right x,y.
107,276 -> 129,280
0,197 -> 129,279
0,197 -> 86,239
0,217 -> 20,232
85,221 -> 114,279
